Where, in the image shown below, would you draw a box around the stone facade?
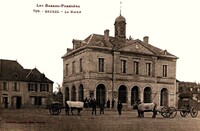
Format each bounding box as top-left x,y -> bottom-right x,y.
0,59 -> 53,109
62,14 -> 178,108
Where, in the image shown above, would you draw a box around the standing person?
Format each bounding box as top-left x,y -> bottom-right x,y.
65,102 -> 70,115
136,99 -> 141,117
88,98 -> 91,108
83,97 -> 88,108
100,101 -> 105,115
107,99 -> 110,108
117,100 -> 122,115
92,98 -> 97,115
112,98 -> 115,109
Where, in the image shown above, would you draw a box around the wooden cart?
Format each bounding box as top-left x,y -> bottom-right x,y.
46,102 -> 64,115
159,106 -> 177,118
179,99 -> 198,118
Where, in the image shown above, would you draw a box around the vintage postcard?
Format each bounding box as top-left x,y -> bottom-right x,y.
1,0 -> 200,130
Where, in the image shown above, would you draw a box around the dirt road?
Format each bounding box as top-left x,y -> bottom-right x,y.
1,108 -> 200,131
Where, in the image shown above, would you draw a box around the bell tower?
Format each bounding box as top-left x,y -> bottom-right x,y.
114,1 -> 126,39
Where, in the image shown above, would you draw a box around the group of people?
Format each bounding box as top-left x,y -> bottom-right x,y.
83,97 -> 116,109
83,97 -> 123,116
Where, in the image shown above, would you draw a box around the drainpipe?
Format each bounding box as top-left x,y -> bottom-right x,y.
111,46 -> 115,101
112,51 -> 114,101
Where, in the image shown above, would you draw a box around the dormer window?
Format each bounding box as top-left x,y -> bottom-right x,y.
41,74 -> 45,79
164,50 -> 167,55
12,73 -> 18,79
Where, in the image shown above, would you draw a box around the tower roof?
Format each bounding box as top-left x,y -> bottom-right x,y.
115,14 -> 126,23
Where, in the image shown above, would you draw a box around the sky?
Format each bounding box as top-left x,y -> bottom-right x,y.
1,0 -> 200,91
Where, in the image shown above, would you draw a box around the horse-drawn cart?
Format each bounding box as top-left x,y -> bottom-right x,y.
179,99 -> 198,118
159,106 -> 177,118
46,101 -> 64,115
46,101 -> 84,115
134,101 -> 177,118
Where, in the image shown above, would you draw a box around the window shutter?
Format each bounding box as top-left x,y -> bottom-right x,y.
28,83 -> 30,91
47,84 -> 49,92
40,84 -> 42,91
35,84 -> 38,92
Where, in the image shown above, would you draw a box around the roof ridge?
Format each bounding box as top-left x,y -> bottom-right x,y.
26,69 -> 34,78
135,39 -> 158,55
86,34 -> 94,44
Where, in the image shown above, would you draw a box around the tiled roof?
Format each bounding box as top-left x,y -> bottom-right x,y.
115,14 -> 126,23
0,59 -> 53,83
80,34 -> 177,59
179,81 -> 198,87
84,34 -> 114,48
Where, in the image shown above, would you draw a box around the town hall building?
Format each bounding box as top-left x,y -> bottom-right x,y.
62,14 -> 178,108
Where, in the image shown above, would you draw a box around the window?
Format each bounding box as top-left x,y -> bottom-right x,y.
163,65 -> 168,77
146,63 -> 151,76
121,60 -> 126,73
99,58 -> 104,72
66,64 -> 69,76
30,96 -> 42,106
118,86 -> 127,103
72,61 -> 75,74
28,83 -> 38,92
12,82 -> 19,91
40,84 -> 49,92
80,58 -> 83,72
3,82 -> 8,91
134,61 -> 139,75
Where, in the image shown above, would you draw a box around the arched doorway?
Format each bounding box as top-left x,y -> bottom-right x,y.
65,87 -> 69,102
71,86 -> 76,101
118,85 -> 127,103
144,87 -> 152,103
131,86 -> 139,105
78,84 -> 84,101
160,88 -> 168,106
96,84 -> 106,106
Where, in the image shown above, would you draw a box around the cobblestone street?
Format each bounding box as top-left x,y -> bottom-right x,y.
1,108 -> 200,131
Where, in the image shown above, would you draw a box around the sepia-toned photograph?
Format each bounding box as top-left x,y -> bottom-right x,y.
1,0 -> 200,130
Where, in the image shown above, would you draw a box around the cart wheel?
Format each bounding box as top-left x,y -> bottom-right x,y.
190,107 -> 198,118
49,108 -> 53,115
58,108 -> 62,115
180,106 -> 188,117
52,107 -> 60,115
49,106 -> 60,115
161,106 -> 170,118
169,107 -> 177,118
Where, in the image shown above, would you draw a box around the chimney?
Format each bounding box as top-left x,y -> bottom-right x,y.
104,29 -> 109,42
143,36 -> 149,44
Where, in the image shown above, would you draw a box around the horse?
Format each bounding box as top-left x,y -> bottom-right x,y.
66,101 -> 84,115
134,102 -> 157,118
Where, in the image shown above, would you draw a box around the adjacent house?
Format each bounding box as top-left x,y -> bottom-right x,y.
0,59 -> 53,109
